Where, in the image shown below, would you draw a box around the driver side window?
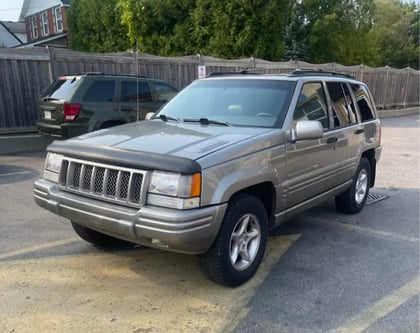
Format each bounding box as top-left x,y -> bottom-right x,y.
293,82 -> 329,130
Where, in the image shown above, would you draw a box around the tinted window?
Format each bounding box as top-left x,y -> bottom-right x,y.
153,83 -> 178,101
326,82 -> 357,127
157,79 -> 294,128
83,81 -> 115,102
294,82 -> 329,129
121,81 -> 152,102
42,77 -> 80,99
350,83 -> 375,121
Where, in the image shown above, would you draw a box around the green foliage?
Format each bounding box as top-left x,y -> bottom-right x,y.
67,0 -> 420,69
68,0 -> 130,52
368,0 -> 419,69
284,1 -> 308,61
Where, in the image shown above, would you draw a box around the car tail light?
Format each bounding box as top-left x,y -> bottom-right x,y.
64,103 -> 81,121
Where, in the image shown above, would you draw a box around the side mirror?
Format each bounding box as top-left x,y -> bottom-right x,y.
145,112 -> 156,120
293,120 -> 324,141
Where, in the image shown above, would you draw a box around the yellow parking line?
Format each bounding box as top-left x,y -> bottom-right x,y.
0,237 -> 81,260
303,215 -> 419,243
330,276 -> 420,333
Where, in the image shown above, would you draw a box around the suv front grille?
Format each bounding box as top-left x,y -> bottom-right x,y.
59,158 -> 146,208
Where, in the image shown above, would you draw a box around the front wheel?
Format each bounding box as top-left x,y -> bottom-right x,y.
200,194 -> 268,287
335,158 -> 371,214
71,221 -> 135,249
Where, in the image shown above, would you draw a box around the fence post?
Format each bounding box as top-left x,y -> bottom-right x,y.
403,68 -> 410,108
383,66 -> 390,109
46,46 -> 56,82
360,64 -> 364,82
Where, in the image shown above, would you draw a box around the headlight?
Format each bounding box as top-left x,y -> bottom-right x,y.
147,171 -> 201,209
44,152 -> 64,182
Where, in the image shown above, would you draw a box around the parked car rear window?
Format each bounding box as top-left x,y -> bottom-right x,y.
153,83 -> 178,102
83,81 -> 115,102
41,77 -> 80,100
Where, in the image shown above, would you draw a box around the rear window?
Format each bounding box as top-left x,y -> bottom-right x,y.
41,76 -> 80,99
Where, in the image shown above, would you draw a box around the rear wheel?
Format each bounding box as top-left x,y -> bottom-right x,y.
71,221 -> 134,248
200,194 -> 268,287
335,158 -> 371,214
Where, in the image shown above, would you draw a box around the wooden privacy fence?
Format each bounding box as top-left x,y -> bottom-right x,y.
0,47 -> 419,133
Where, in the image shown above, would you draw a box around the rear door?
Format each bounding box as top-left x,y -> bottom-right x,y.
325,81 -> 363,185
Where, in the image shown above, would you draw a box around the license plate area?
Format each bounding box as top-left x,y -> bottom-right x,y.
44,111 -> 52,120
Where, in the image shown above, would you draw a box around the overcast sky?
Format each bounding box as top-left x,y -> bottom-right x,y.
0,0 -> 419,22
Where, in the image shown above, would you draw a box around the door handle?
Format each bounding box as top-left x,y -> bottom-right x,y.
354,128 -> 364,134
121,107 -> 134,111
326,137 -> 338,144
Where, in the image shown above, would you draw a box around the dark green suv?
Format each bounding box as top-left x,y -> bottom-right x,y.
36,73 -> 178,138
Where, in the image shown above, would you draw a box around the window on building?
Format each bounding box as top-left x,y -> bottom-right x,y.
41,11 -> 49,36
31,16 -> 38,39
55,7 -> 63,33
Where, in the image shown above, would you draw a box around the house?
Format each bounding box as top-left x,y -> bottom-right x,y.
0,21 -> 27,47
18,0 -> 71,48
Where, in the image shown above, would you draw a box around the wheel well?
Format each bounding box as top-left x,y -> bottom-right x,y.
234,182 -> 275,227
361,149 -> 376,187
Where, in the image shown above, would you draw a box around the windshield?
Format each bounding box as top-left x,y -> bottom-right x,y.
155,79 -> 295,128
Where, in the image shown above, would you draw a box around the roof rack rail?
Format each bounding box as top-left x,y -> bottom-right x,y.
207,70 -> 261,77
72,72 -> 148,78
290,69 -> 356,79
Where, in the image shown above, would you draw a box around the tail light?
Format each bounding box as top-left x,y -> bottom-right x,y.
64,103 -> 81,121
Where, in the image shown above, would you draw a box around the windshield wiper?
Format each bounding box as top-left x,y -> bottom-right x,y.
184,118 -> 231,127
156,114 -> 182,122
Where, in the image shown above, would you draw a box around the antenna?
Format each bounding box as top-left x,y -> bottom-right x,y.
136,39 -> 140,122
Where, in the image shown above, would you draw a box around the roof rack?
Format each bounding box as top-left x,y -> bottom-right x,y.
290,69 -> 356,79
207,70 -> 262,77
71,72 -> 149,78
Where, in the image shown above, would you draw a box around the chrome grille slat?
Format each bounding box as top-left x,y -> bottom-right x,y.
59,158 -> 146,208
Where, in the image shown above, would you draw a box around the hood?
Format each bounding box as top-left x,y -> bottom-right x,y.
68,120 -> 273,160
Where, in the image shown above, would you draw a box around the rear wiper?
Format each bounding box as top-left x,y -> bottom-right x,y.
184,118 -> 231,127
42,97 -> 59,102
156,114 -> 181,122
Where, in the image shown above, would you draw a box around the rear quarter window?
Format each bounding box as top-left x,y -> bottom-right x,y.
350,84 -> 375,121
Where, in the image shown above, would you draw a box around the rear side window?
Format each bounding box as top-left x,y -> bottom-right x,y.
41,77 -> 80,99
121,81 -> 153,102
83,81 -> 115,102
326,82 -> 357,127
294,82 -> 329,129
350,84 -> 375,121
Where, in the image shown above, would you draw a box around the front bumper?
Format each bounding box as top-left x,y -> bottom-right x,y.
34,179 -> 227,254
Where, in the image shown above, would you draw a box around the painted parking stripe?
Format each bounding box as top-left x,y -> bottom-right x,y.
0,171 -> 31,177
330,276 -> 420,333
302,215 -> 419,243
0,237 -> 81,260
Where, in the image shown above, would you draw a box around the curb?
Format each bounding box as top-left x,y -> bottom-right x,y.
377,107 -> 419,119
0,134 -> 55,155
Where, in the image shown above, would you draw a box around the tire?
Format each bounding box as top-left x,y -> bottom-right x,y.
335,158 -> 371,214
71,221 -> 135,249
200,194 -> 268,287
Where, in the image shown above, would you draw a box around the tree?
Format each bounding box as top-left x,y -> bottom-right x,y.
284,0 -> 309,61
68,0 -> 130,52
369,0 -> 419,69
304,0 -> 375,65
